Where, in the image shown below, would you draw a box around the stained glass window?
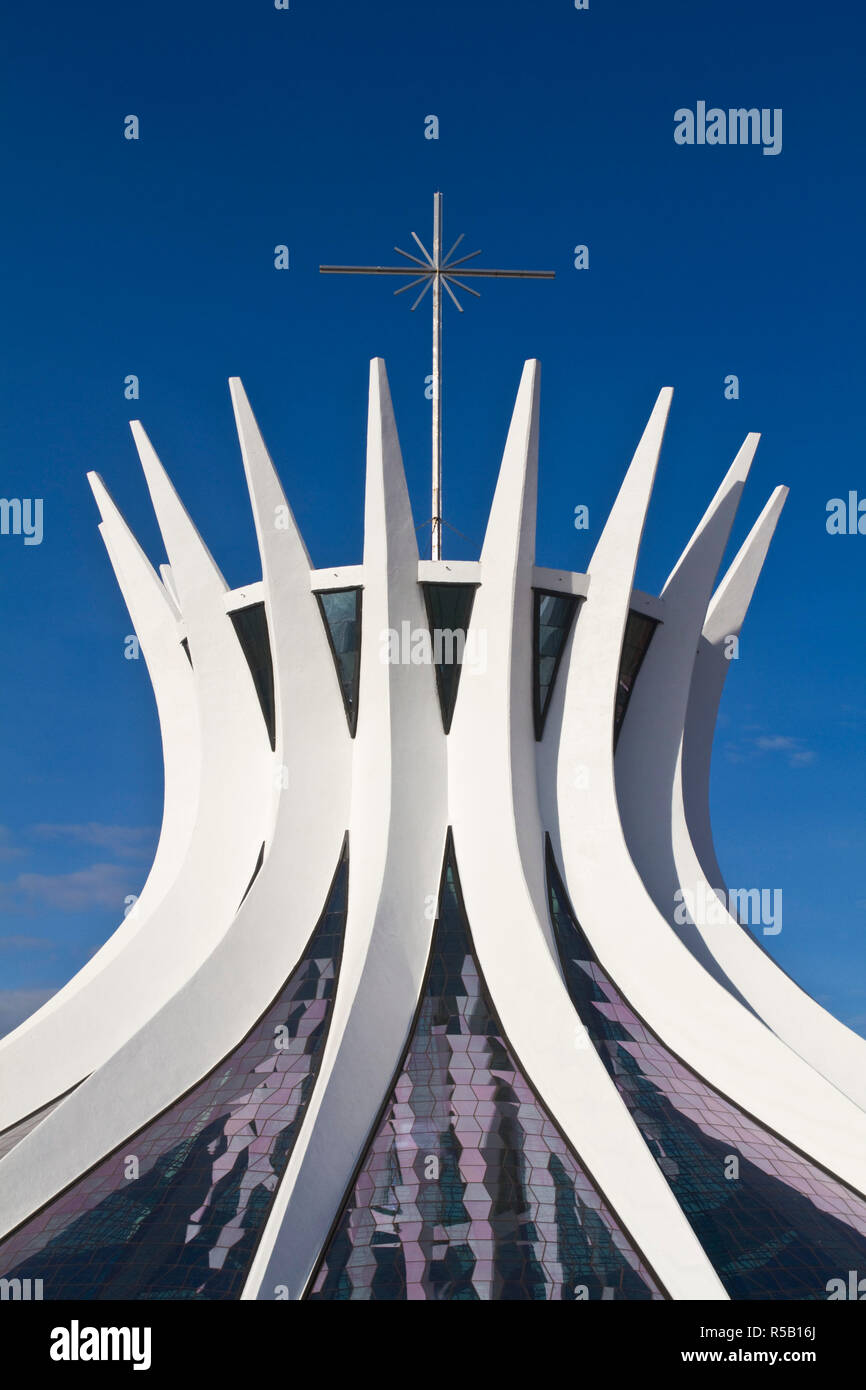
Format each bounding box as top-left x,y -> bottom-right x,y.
533,590 -> 581,739
315,588 -> 362,737
0,844 -> 349,1300
309,832 -> 662,1301
545,839 -> 866,1300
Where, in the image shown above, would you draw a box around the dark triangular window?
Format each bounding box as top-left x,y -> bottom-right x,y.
180,637 -> 193,668
420,583 -> 479,734
315,588 -> 362,737
229,602 -> 276,751
533,590 -> 581,739
238,842 -> 265,908
307,830 -> 661,1302
614,610 -> 659,749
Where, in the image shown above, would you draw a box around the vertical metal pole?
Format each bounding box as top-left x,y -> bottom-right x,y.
431,191 -> 443,560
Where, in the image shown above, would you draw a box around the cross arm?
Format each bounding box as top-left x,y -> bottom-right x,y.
319,265 -> 430,276
443,268 -> 556,279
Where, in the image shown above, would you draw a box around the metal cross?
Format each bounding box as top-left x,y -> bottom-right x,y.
320,192 -> 555,559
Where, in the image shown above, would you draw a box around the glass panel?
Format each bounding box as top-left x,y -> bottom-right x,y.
545,840 -> 866,1300
0,845 -> 349,1300
421,583 -> 478,734
309,834 -> 662,1301
316,589 -> 362,737
229,602 -> 276,751
533,591 -> 580,739
614,610 -> 658,748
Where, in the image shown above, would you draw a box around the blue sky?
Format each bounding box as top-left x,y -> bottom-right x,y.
0,0 -> 864,1038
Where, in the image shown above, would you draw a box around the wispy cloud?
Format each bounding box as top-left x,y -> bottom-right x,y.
724,733 -> 816,768
0,935 -> 56,952
754,736 -> 816,766
0,987 -> 57,1039
0,863 -> 137,915
31,823 -> 158,861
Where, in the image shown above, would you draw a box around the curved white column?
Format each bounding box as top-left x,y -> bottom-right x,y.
682,490 -> 787,893
449,364 -> 725,1301
553,390 -> 866,1193
0,426 -> 275,1131
616,435 -> 760,1008
0,382 -> 350,1235
670,493 -> 866,1110
0,482 -> 200,1069
246,359 -> 448,1300
0,480 -> 217,1129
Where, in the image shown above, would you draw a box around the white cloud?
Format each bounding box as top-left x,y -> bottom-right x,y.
725,733 -> 816,768
0,863 -> 137,915
0,935 -> 55,952
31,823 -> 158,861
